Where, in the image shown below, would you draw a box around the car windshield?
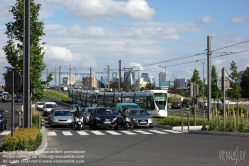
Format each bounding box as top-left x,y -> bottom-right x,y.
96,108 -> 114,115
54,111 -> 70,116
87,109 -> 94,113
130,109 -> 148,115
37,102 -> 44,105
46,104 -> 57,108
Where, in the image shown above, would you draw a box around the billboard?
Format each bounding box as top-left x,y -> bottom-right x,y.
160,81 -> 169,90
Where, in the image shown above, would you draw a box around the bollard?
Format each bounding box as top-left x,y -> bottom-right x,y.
181,112 -> 184,130
38,113 -> 40,130
18,112 -> 22,126
188,112 -> 190,132
194,104 -> 196,126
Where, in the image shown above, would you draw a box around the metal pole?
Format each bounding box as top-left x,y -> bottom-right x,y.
222,67 -> 226,129
59,66 -> 61,100
119,60 -> 121,91
90,67 -> 92,90
23,0 -> 30,128
55,68 -> 56,89
165,67 -> 167,81
107,65 -> 110,91
207,36 -> 212,121
188,112 -> 190,132
11,71 -> 14,136
202,62 -> 204,114
181,111 -> 183,131
38,112 -> 40,130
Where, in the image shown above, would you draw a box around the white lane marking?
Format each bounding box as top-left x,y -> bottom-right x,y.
62,131 -> 73,136
120,131 -> 137,135
163,130 -> 183,134
148,130 -> 168,134
47,131 -> 57,136
0,131 -> 11,135
133,130 -> 153,134
106,131 -> 121,135
91,131 -> 105,135
77,131 -> 89,135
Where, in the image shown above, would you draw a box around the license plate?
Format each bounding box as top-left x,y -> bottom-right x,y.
104,121 -> 111,124
77,122 -> 81,124
105,119 -> 110,121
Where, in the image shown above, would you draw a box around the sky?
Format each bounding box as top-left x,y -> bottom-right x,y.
0,0 -> 249,86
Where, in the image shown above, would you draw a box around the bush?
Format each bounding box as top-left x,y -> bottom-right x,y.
2,128 -> 41,151
154,115 -> 208,126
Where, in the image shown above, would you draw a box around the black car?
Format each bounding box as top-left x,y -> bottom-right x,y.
89,107 -> 118,129
2,94 -> 11,102
182,99 -> 192,108
14,95 -> 23,102
171,101 -> 182,109
0,110 -> 7,131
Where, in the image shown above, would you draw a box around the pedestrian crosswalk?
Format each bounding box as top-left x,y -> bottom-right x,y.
46,129 -> 185,137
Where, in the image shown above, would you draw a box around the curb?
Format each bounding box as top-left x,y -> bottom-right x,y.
0,125 -> 48,156
154,124 -> 202,132
188,130 -> 249,137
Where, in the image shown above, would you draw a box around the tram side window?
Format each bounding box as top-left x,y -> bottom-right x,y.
147,96 -> 155,109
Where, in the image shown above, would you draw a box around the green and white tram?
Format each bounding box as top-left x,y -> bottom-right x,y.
68,89 -> 168,117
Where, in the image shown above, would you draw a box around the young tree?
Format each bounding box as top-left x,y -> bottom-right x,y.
211,65 -> 222,101
229,61 -> 241,104
3,0 -> 52,102
240,66 -> 249,98
191,69 -> 204,97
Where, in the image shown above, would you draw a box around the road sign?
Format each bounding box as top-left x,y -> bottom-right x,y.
5,70 -> 22,94
217,77 -> 230,91
160,81 -> 169,90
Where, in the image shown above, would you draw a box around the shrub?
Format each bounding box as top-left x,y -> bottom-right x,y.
2,128 -> 41,151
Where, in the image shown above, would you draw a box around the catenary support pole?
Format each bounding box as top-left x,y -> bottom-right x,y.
207,36 -> 212,121
23,0 -> 30,128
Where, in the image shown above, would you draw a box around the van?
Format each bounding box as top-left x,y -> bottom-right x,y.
116,103 -> 140,112
43,102 -> 58,116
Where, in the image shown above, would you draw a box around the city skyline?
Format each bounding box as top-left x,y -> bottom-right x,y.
0,0 -> 248,86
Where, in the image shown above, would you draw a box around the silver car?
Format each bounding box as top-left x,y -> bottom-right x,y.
83,107 -> 95,124
50,110 -> 74,128
129,109 -> 154,128
36,102 -> 44,111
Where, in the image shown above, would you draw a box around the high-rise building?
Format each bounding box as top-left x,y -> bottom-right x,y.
159,72 -> 166,85
149,76 -> 155,85
124,71 -> 136,85
141,73 -> 149,82
112,72 -> 117,82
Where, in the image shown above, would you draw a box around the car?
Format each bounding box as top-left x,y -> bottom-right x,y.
43,102 -> 58,116
50,109 -> 74,128
182,99 -> 192,108
69,104 -> 81,114
0,91 -> 3,96
36,102 -> 44,111
0,110 -> 7,131
171,101 -> 182,109
48,108 -> 62,124
83,107 -> 95,124
14,95 -> 23,102
2,94 -> 11,102
89,107 -> 118,129
128,108 -> 154,128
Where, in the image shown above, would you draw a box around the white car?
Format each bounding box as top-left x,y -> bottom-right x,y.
43,102 -> 58,116
36,102 -> 44,111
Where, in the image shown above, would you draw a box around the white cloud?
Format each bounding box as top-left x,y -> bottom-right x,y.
40,0 -> 155,21
230,17 -> 246,24
45,45 -> 74,61
201,15 -> 212,24
129,63 -> 144,70
214,59 -> 224,66
68,25 -> 107,38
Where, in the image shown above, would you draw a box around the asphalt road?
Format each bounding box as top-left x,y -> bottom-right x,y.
1,98 -> 249,166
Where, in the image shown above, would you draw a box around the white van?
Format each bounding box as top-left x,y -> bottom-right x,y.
43,102 -> 58,116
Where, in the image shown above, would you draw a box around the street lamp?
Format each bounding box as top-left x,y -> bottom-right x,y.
196,60 -> 205,112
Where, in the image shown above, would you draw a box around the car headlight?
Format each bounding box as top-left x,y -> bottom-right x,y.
133,118 -> 136,121
68,118 -> 73,122
112,117 -> 117,121
53,118 -> 58,122
0,120 -> 2,122
95,117 -> 100,120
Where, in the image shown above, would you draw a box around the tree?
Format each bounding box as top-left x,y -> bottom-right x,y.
145,81 -> 156,90
191,69 -> 204,97
240,66 -> 249,98
3,0 -> 52,102
211,65 -> 222,101
228,61 -> 241,103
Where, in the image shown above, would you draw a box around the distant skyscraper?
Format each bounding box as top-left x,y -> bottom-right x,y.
112,72 -> 117,82
124,71 -> 135,85
149,76 -> 155,85
141,73 -> 149,82
159,72 -> 166,86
